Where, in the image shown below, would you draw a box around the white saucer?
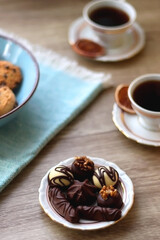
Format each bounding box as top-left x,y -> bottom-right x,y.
68,17 -> 145,62
39,156 -> 134,230
112,103 -> 160,147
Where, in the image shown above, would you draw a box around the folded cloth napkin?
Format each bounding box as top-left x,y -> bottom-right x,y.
0,30 -> 112,192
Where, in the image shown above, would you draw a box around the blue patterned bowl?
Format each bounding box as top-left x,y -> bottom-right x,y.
0,35 -> 39,126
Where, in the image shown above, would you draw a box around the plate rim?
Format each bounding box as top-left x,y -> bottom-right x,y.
112,103 -> 160,147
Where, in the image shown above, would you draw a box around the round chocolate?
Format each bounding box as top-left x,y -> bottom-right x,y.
67,179 -> 97,206
48,165 -> 74,188
92,166 -> 119,189
71,156 -> 94,181
97,186 -> 123,209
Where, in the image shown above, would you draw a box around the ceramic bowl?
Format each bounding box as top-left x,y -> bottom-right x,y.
0,35 -> 39,126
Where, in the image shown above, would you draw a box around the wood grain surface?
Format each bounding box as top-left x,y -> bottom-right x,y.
0,0 -> 160,239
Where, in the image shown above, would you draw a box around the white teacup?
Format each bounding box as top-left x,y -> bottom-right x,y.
82,0 -> 136,48
128,74 -> 160,131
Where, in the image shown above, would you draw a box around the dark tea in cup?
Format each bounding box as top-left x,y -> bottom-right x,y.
128,74 -> 160,131
133,80 -> 160,112
89,6 -> 129,27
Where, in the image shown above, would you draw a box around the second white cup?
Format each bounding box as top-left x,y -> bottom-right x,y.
128,74 -> 160,131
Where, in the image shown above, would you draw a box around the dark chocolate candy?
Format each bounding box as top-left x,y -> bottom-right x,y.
67,179 -> 97,206
97,185 -> 123,209
48,187 -> 79,223
97,191 -> 123,209
71,156 -> 94,181
77,205 -> 121,221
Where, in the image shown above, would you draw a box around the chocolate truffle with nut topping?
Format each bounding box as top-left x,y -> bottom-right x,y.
71,156 -> 94,181
97,185 -> 123,209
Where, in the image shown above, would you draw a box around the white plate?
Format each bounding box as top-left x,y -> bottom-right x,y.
68,17 -> 145,62
112,103 -> 160,147
39,156 -> 134,230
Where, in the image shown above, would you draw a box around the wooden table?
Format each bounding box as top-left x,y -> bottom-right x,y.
0,0 -> 160,239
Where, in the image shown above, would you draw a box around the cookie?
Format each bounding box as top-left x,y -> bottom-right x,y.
0,60 -> 22,89
0,86 -> 16,116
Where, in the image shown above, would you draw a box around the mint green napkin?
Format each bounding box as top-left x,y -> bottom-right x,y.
0,31 -> 112,192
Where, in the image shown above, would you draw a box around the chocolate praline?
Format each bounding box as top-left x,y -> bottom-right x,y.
48,165 -> 74,188
71,156 -> 94,181
97,186 -> 123,209
77,205 -> 122,221
48,187 -> 79,223
67,179 -> 97,206
92,166 -> 119,189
